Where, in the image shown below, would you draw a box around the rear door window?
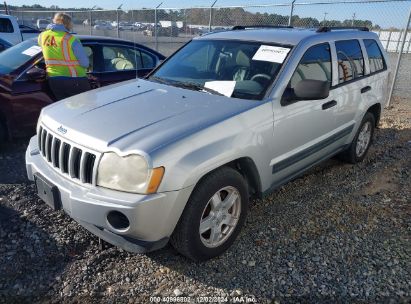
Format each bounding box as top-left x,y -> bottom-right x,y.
140,51 -> 156,69
0,18 -> 14,33
102,45 -> 142,72
335,40 -> 365,83
363,39 -> 386,74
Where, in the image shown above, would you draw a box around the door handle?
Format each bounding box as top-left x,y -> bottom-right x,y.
361,86 -> 371,94
322,100 -> 337,110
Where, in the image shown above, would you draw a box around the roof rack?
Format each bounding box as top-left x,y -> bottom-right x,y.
232,25 -> 293,30
316,26 -> 369,33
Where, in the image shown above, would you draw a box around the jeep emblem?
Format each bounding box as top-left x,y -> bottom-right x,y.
57,125 -> 67,134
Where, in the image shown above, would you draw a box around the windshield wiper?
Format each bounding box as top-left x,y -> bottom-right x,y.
149,78 -> 225,96
149,76 -> 173,85
172,81 -> 225,96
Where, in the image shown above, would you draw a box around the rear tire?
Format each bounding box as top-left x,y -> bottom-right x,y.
339,112 -> 375,164
170,167 -> 248,261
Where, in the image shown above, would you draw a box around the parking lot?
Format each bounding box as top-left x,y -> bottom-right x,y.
0,43 -> 410,303
0,98 -> 409,303
72,25 -> 194,57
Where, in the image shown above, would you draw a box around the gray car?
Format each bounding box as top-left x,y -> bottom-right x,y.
25,26 -> 390,261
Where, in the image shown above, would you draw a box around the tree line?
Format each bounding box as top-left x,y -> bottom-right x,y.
1,4 -> 384,30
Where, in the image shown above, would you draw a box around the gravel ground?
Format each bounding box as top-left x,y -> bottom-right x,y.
0,96 -> 410,303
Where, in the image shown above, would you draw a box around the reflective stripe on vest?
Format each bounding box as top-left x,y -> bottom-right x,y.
45,59 -> 80,66
61,33 -> 77,77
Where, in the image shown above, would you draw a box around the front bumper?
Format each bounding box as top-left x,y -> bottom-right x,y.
25,136 -> 194,253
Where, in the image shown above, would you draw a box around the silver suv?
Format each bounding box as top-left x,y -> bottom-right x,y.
26,26 -> 390,261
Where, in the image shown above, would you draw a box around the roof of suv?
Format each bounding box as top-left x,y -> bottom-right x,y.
196,27 -> 377,46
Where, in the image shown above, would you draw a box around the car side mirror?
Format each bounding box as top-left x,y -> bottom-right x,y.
26,67 -> 46,82
282,79 -> 330,106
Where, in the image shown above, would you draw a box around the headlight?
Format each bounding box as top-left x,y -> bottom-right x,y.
97,152 -> 164,194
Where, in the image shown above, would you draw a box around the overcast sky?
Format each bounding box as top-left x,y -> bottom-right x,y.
5,0 -> 410,28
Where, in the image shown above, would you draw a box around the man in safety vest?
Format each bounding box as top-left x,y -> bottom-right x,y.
38,13 -> 90,101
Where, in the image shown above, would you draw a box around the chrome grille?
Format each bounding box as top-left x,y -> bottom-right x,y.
38,126 -> 97,184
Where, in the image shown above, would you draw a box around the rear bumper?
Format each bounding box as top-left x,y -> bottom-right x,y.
25,136 -> 194,253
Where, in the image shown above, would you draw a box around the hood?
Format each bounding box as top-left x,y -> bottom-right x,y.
41,79 -> 259,153
46,23 -> 69,32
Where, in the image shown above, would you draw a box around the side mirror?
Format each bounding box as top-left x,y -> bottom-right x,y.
282,79 -> 330,106
26,67 -> 46,82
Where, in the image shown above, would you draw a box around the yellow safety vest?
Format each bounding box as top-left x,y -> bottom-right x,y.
39,30 -> 86,78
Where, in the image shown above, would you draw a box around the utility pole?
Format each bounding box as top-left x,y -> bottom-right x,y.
387,6 -> 411,106
4,1 -> 9,15
352,13 -> 356,26
209,0 -> 218,32
154,2 -> 163,52
117,4 -> 123,38
323,12 -> 328,25
89,5 -> 96,35
288,0 -> 296,27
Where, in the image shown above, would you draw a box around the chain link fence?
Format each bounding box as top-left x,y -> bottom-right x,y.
1,0 -> 410,99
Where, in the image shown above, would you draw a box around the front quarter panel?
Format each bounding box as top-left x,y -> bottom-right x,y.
151,101 -> 275,193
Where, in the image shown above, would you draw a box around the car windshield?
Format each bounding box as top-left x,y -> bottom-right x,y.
150,39 -> 291,100
0,39 -> 39,74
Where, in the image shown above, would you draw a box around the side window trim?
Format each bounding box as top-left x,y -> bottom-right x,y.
92,44 -> 104,73
359,39 -> 370,75
330,41 -> 339,87
82,44 -> 95,73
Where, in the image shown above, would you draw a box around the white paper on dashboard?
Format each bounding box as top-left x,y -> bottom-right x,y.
204,81 -> 236,97
252,45 -> 290,63
22,45 -> 42,56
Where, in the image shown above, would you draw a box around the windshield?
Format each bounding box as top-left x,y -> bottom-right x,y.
0,39 -> 39,74
150,40 -> 291,100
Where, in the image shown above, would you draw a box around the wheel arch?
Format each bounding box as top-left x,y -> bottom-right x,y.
366,103 -> 381,127
190,157 -> 262,201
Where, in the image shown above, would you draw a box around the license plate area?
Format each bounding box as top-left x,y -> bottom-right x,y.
34,174 -> 61,211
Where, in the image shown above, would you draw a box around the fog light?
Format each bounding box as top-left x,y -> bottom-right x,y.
107,211 -> 130,230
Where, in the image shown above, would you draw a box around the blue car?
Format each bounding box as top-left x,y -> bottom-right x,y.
0,38 -> 12,52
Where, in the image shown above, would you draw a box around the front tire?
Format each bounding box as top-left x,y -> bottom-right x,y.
339,112 -> 375,164
170,167 -> 248,261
